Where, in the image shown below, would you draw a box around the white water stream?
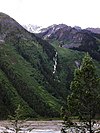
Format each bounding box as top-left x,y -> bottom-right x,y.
53,52 -> 58,74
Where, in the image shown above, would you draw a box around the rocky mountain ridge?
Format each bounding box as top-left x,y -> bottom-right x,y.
36,24 -> 100,61
86,27 -> 100,34
23,23 -> 100,34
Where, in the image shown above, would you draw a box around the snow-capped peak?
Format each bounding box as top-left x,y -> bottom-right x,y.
22,24 -> 43,33
40,24 -> 66,33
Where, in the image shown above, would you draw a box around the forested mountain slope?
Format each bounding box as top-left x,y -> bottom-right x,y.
0,13 -> 100,119
0,13 -> 62,118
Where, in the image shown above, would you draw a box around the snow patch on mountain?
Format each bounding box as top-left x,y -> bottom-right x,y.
40,24 -> 67,39
41,24 -> 66,33
22,24 -> 43,33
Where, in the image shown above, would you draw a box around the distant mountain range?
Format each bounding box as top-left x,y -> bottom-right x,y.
24,23 -> 100,34
23,24 -> 100,61
86,27 -> 100,34
35,24 -> 100,61
0,13 -> 100,119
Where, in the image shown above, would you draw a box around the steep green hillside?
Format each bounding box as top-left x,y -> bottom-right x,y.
0,13 -> 62,118
52,41 -> 100,95
0,43 -> 62,117
50,41 -> 83,91
0,68 -> 34,119
0,13 -> 100,119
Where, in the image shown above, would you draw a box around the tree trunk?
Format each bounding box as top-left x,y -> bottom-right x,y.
89,120 -> 92,133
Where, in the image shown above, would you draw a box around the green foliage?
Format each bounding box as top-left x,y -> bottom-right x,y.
0,43 -> 61,118
66,53 -> 100,132
0,12 -> 62,117
8,105 -> 32,133
0,69 -> 34,119
0,13 -> 100,119
51,42 -> 85,99
9,104 -> 24,120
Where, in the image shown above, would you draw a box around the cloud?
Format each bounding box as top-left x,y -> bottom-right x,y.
0,0 -> 100,28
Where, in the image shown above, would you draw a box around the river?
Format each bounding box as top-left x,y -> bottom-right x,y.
0,120 -> 62,133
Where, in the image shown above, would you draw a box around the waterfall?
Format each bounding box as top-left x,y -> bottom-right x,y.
53,51 -> 58,74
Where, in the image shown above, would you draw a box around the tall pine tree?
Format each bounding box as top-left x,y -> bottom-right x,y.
67,53 -> 100,133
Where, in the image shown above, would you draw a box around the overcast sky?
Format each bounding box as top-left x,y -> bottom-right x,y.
0,0 -> 100,28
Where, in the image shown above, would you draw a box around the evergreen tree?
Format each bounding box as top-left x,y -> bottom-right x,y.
8,105 -> 26,133
7,105 -> 33,133
67,53 -> 100,133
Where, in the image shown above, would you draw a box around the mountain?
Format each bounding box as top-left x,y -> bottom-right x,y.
22,24 -> 42,33
37,24 -> 100,61
86,27 -> 100,34
74,26 -> 81,30
0,13 -> 67,119
0,13 -> 100,119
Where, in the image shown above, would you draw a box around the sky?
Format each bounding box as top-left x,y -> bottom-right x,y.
0,0 -> 100,28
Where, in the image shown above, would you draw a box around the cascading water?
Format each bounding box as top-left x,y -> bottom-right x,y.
53,51 -> 58,74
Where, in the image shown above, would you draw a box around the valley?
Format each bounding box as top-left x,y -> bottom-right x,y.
0,12 -> 100,120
